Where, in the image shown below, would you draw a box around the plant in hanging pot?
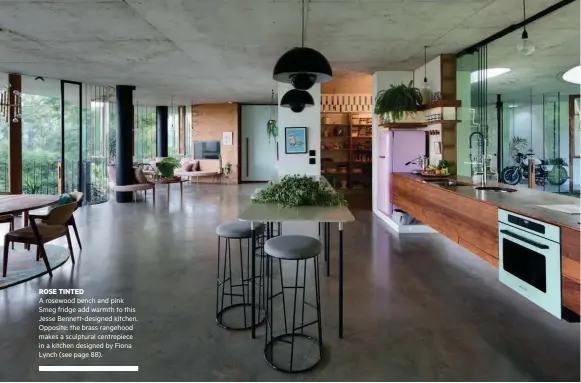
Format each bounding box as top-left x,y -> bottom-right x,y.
267,119 -> 278,143
374,81 -> 423,123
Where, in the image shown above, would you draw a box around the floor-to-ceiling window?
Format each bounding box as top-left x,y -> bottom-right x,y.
20,75 -> 62,195
133,104 -> 157,163
457,1 -> 579,197
485,2 -> 579,196
82,84 -> 110,204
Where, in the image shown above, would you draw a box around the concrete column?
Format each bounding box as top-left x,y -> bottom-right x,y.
156,106 -> 168,157
276,83 -> 321,177
276,83 -> 321,238
115,85 -> 136,203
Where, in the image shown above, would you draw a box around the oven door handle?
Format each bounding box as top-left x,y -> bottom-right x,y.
500,229 -> 549,250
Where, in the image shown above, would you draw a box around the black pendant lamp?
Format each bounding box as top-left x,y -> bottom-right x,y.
280,88 -> 314,113
273,0 -> 332,90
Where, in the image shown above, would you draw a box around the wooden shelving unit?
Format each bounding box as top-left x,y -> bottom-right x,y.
321,111 -> 372,190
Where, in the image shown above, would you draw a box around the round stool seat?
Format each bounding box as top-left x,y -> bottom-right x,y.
265,235 -> 321,260
216,221 -> 264,238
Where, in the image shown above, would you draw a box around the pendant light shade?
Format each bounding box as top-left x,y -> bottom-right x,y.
280,88 -> 314,113
516,0 -> 535,56
273,47 -> 333,87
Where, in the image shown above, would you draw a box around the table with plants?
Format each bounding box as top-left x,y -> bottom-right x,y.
238,175 -> 355,339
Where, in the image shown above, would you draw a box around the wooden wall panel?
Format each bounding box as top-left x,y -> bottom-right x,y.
562,277 -> 580,315
192,103 -> 240,184
561,226 -> 580,262
459,239 -> 499,267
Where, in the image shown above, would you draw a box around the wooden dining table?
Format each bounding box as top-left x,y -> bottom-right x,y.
0,195 -> 60,245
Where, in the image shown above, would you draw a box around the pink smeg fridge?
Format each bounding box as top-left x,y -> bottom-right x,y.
377,130 -> 426,216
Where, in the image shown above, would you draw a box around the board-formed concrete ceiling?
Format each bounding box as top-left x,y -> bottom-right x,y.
484,0 -> 580,101
0,0 -> 572,105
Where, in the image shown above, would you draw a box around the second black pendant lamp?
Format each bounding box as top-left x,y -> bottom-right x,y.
273,0 -> 332,90
280,88 -> 315,113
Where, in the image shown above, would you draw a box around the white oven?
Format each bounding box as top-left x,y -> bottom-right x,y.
498,209 -> 562,318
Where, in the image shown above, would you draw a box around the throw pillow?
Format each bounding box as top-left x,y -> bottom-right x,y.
184,162 -> 194,172
49,193 -> 74,211
134,168 -> 149,184
193,160 -> 200,171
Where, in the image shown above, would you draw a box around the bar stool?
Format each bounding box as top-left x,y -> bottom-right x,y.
263,235 -> 323,373
215,221 -> 265,330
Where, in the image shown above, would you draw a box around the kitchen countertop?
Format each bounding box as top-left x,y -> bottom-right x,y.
393,172 -> 581,231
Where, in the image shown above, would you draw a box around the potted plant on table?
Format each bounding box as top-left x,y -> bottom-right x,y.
374,81 -> 423,124
156,157 -> 181,180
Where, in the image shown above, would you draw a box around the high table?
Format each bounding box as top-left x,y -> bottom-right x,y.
238,202 -> 355,339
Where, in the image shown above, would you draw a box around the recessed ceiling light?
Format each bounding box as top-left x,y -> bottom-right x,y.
508,104 -> 519,108
562,66 -> 581,84
470,68 -> 511,84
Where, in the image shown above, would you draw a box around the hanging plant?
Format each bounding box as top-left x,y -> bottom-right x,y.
266,89 -> 278,143
267,119 -> 277,143
374,81 -> 423,121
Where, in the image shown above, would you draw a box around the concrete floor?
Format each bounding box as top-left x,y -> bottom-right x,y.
0,183 -> 579,381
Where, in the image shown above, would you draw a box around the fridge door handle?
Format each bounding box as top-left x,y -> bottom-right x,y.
379,156 -> 386,158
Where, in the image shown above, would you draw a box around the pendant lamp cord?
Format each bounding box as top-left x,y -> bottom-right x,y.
269,89 -> 275,119
522,0 -> 527,32
301,0 -> 305,47
424,46 -> 428,83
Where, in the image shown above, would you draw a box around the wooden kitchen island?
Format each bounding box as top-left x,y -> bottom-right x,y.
391,172 -> 580,317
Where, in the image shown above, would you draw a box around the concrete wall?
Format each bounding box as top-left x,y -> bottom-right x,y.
192,103 -> 239,183
413,55 -> 441,92
277,83 -> 321,177
241,105 -> 278,181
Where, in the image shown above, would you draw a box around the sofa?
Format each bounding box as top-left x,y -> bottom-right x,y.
149,158 -> 220,183
108,165 -> 155,201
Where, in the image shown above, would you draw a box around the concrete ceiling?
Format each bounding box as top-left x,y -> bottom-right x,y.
484,0 -> 580,102
0,0 -> 573,105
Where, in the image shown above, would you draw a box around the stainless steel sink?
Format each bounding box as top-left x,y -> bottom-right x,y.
474,186 -> 517,193
422,180 -> 457,186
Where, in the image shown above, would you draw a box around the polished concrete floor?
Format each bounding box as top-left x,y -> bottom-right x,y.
0,183 -> 579,381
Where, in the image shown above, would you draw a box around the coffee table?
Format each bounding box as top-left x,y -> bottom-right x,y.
153,178 -> 186,202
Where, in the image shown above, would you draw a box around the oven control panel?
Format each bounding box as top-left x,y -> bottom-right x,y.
498,209 -> 560,244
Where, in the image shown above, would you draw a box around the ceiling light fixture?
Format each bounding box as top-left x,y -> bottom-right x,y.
273,0 -> 332,89
508,104 -> 519,108
470,68 -> 511,84
516,0 -> 535,56
280,89 -> 314,113
562,65 -> 581,84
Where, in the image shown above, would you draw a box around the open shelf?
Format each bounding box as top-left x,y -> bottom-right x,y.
381,120 -> 461,129
418,100 -> 462,110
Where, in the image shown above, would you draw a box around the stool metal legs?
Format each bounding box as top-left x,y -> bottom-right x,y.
216,235 -> 264,330
264,255 -> 323,373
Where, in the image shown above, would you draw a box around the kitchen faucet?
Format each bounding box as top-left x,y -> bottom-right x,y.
466,132 -> 487,187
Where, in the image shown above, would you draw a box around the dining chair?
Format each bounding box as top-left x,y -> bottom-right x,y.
0,192 -> 14,250
3,202 -> 77,278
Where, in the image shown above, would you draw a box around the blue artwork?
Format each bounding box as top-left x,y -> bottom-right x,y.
285,127 -> 307,154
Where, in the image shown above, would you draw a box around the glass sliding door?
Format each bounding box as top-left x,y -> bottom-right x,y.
61,81 -> 82,193
21,75 -> 62,194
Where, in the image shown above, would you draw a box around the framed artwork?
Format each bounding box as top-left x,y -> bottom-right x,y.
222,131 -> 233,146
434,141 -> 442,155
285,127 -> 307,154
